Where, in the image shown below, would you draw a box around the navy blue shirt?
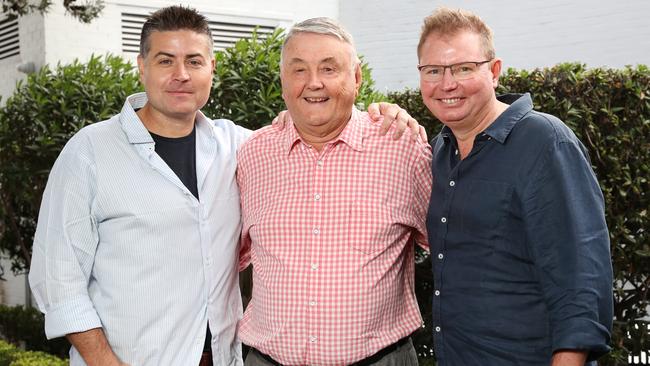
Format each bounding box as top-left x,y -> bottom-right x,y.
427,94 -> 612,366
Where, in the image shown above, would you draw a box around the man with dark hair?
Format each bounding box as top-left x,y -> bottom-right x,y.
28,5 -> 421,366
419,7 -> 613,366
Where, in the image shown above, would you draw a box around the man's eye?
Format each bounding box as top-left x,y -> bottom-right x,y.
427,68 -> 441,75
188,59 -> 202,66
159,59 -> 172,65
456,65 -> 475,74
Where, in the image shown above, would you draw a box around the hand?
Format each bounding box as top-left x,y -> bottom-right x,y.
367,102 -> 427,142
550,350 -> 587,366
271,110 -> 291,130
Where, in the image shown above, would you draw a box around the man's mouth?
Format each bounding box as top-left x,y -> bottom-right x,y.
439,98 -> 462,104
304,97 -> 329,103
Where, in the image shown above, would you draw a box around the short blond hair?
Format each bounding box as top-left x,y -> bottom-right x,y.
417,7 -> 495,60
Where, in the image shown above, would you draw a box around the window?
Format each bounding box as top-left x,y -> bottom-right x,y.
0,17 -> 19,60
121,12 -> 277,55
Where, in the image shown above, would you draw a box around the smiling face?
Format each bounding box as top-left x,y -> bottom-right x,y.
419,30 -> 501,132
137,30 -> 214,124
280,32 -> 361,137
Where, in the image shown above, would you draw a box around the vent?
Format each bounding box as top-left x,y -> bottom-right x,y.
0,17 -> 19,60
121,12 -> 276,55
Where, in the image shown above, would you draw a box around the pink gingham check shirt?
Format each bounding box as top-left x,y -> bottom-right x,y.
237,109 -> 432,365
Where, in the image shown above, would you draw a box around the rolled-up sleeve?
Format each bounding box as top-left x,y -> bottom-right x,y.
523,138 -> 613,360
28,133 -> 102,339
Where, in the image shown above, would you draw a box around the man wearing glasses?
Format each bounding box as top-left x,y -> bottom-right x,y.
418,7 -> 613,366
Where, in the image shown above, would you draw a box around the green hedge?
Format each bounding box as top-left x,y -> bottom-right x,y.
390,63 -> 650,365
0,340 -> 66,366
0,305 -> 69,358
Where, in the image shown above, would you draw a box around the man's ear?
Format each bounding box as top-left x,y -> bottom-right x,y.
354,62 -> 363,96
137,54 -> 145,83
490,58 -> 502,88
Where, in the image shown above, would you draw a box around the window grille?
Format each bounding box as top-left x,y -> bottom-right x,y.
0,17 -> 19,60
121,12 -> 276,55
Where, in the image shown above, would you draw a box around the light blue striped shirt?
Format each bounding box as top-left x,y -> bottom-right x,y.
29,93 -> 251,365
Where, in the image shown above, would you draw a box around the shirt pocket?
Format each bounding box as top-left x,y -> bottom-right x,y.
347,200 -> 395,254
459,179 -> 513,240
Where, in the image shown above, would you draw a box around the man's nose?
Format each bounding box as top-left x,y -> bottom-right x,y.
172,63 -> 190,81
440,68 -> 458,90
306,71 -> 324,89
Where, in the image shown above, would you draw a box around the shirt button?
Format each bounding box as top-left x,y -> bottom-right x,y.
311,263 -> 319,270
309,336 -> 317,343
317,160 -> 323,166
437,253 -> 444,260
434,290 -> 440,296
449,181 -> 455,187
441,217 -> 447,223
309,300 -> 317,306
435,326 -> 441,332
313,228 -> 320,235
314,193 -> 321,201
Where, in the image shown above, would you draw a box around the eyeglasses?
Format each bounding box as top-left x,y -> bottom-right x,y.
417,60 -> 492,82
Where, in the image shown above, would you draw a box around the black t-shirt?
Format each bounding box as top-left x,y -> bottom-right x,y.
150,127 -> 212,352
150,127 -> 199,200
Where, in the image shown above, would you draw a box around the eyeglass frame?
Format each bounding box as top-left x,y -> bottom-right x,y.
417,59 -> 493,81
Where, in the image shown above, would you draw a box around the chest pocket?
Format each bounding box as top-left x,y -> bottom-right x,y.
459,179 -> 513,240
348,201 -> 395,254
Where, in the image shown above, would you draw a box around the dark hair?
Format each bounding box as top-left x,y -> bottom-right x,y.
139,5 -> 213,56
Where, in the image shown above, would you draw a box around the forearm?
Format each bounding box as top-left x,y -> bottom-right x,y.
67,328 -> 126,366
551,350 -> 587,366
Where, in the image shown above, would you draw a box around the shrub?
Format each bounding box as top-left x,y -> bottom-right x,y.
389,63 -> 650,365
0,305 -> 69,357
0,340 -> 66,366
0,54 -> 142,274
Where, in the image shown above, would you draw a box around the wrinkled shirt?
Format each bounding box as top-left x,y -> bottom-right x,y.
237,109 -> 432,365
29,93 -> 251,366
427,94 -> 612,366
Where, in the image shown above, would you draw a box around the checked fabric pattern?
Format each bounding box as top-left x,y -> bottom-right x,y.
237,109 -> 432,365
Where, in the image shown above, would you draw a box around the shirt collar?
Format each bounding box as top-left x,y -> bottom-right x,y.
120,92 -> 212,144
483,93 -> 532,144
284,107 -> 364,155
440,93 -> 533,145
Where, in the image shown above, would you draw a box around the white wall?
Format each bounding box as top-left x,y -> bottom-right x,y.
0,258 -> 30,306
340,0 -> 650,91
0,13 -> 45,103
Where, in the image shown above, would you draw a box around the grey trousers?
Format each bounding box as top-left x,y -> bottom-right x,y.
244,338 -> 419,366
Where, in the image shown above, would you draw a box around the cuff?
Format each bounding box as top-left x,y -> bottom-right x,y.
44,295 -> 102,339
552,318 -> 611,361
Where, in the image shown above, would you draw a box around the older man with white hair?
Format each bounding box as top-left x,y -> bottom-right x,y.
237,17 -> 432,366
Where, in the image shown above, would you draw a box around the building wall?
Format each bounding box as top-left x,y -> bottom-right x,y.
0,12 -> 45,103
340,0 -> 650,91
0,258 -> 29,306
